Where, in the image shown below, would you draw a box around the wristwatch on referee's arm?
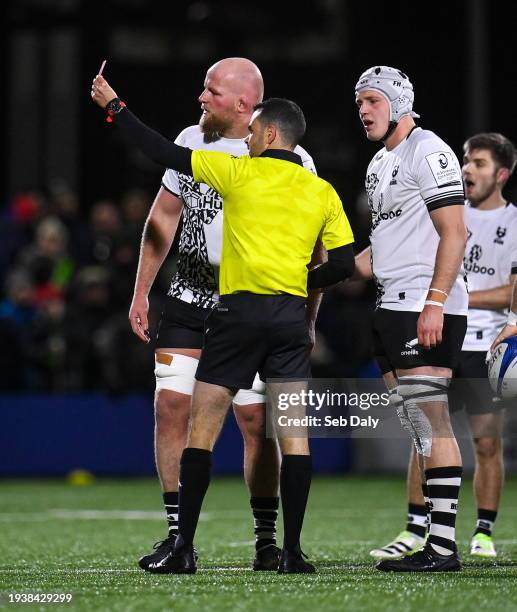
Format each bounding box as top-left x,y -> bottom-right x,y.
105,97 -> 126,122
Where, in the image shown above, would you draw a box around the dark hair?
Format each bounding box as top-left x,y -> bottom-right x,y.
463,132 -> 517,174
253,97 -> 306,147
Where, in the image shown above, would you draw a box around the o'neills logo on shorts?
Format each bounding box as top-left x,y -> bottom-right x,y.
401,338 -> 419,356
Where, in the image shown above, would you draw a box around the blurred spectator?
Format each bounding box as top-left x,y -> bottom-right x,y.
28,295 -> 67,391
120,188 -> 150,242
64,266 -> 113,390
109,189 -> 151,308
17,216 -> 74,305
0,271 -> 37,389
49,180 -> 91,265
87,199 -> 122,265
0,191 -> 45,280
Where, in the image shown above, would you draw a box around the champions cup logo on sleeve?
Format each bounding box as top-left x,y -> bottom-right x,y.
425,151 -> 461,187
438,153 -> 448,169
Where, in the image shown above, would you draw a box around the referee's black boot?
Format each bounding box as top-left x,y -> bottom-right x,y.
138,534 -> 177,570
147,543 -> 197,574
376,544 -> 462,572
277,548 -> 315,574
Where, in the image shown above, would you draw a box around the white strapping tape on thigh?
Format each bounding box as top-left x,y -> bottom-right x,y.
397,376 -> 450,457
154,352 -> 198,395
234,373 -> 266,406
397,375 -> 450,404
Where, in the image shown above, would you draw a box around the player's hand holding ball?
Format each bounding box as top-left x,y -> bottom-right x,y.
490,321 -> 517,354
91,75 -> 118,109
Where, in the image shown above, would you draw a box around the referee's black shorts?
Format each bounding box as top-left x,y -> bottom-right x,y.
196,293 -> 311,389
373,308 -> 467,374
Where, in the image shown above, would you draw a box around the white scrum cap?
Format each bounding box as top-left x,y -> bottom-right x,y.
355,66 -> 420,122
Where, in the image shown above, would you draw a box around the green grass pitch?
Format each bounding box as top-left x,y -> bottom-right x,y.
1,476 -> 517,611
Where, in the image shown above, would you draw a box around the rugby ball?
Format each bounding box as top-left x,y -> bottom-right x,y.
488,337 -> 517,399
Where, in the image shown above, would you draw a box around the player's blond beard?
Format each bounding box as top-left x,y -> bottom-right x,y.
199,111 -> 234,143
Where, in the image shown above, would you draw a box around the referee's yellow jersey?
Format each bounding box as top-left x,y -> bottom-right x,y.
192,148 -> 354,298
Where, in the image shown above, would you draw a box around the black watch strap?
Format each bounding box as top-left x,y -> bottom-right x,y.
105,98 -> 126,122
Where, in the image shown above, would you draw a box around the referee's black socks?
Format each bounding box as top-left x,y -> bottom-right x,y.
280,454 -> 312,552
175,448 -> 212,550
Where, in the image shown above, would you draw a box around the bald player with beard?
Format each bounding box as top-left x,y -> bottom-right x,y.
127,58 -> 321,573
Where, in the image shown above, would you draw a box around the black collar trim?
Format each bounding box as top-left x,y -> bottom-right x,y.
259,149 -> 303,166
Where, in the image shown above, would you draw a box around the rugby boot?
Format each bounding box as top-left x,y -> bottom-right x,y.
253,543 -> 281,571
147,543 -> 197,574
277,548 -> 315,574
376,544 -> 461,572
138,534 -> 177,570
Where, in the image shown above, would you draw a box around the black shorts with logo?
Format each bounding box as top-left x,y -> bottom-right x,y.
155,297 -> 209,349
196,293 -> 311,390
373,308 -> 467,374
449,351 -> 500,415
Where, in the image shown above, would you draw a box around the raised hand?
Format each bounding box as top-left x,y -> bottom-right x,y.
91,74 -> 118,109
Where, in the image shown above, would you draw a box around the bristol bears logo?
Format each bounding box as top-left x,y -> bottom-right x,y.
365,172 -> 380,213
464,244 -> 495,276
366,172 -> 401,231
390,165 -> 399,185
494,226 -> 506,245
468,244 -> 482,262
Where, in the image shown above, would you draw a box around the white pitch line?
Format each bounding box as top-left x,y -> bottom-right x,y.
0,567 -> 254,574
0,510 -> 208,522
0,509 -> 431,522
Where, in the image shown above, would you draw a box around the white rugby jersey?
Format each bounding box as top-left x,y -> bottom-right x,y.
162,125 -> 316,308
366,127 -> 468,315
463,202 -> 517,351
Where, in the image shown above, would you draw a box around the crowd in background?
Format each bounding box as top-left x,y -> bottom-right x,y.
0,185 -> 154,392
0,183 -> 377,394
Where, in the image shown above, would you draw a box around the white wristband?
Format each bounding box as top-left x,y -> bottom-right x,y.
429,287 -> 448,297
425,300 -> 444,308
508,311 -> 517,326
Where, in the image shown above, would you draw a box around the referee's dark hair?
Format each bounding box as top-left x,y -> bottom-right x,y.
253,98 -> 306,147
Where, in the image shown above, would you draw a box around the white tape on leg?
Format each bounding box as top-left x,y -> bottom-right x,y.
389,388 -> 412,435
233,373 -> 266,406
154,352 -> 198,395
397,376 -> 450,457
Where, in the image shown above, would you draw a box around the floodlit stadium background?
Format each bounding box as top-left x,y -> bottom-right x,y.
1,0 -> 516,477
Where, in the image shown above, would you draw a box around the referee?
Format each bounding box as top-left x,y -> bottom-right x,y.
91,76 -> 355,574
